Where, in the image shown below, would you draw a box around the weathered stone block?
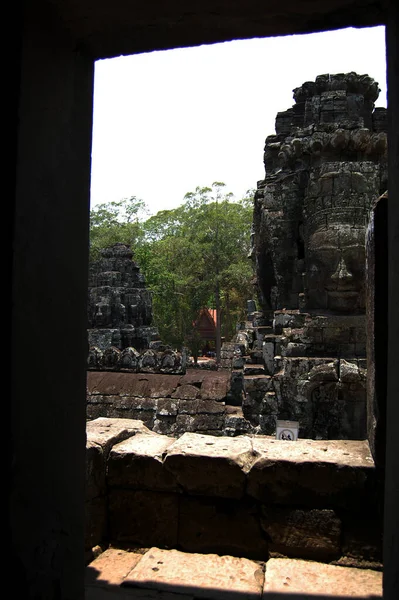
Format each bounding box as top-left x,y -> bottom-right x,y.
156,397 -> 179,416
179,398 -> 225,415
108,489 -> 178,548
86,440 -> 106,501
260,507 -> 341,561
247,438 -> 375,508
263,558 -> 382,598
244,375 -> 273,395
123,547 -> 265,600
339,512 -> 383,568
153,415 -> 177,436
178,496 -> 268,560
85,496 -> 107,553
199,374 -> 229,401
262,342 -> 275,374
86,548 -> 143,587
171,384 -> 200,399
175,414 -> 225,434
164,433 -> 256,498
86,417 -> 151,458
108,433 -> 178,491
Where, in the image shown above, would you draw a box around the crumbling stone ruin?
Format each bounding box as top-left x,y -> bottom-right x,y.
88,242 -> 161,351
87,74 -> 388,443
225,73 -> 387,440
86,245 -> 253,434
85,74 -> 387,585
86,370 -> 255,436
87,242 -> 185,374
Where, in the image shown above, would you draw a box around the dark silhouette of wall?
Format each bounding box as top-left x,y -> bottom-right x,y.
7,1 -> 398,599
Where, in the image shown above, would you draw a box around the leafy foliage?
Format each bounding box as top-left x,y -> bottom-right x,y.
89,196 -> 148,260
89,184 -> 255,352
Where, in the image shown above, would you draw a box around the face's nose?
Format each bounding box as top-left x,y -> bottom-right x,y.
331,256 -> 353,284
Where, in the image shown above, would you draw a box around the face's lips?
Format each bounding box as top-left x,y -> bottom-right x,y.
326,287 -> 359,296
327,290 -> 358,297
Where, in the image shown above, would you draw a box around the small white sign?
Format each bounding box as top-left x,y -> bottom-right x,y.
276,420 -> 299,441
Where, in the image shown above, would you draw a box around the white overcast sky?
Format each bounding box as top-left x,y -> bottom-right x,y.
90,26 -> 387,216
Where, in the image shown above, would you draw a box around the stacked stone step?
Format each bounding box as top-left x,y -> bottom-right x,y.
87,418 -> 383,566
228,302 -> 279,432
86,417 -> 383,599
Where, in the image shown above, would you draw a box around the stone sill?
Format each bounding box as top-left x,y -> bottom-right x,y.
86,418 -> 381,567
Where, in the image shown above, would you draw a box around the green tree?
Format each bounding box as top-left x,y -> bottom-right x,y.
89,196 -> 147,260
135,183 -> 254,356
89,185 -> 255,357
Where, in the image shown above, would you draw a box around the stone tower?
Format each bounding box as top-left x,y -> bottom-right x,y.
87,242 -> 160,352
246,72 -> 387,439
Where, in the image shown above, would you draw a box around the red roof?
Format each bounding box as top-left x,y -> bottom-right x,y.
193,308 -> 217,334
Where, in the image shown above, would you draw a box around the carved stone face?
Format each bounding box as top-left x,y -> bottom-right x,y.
305,224 -> 366,312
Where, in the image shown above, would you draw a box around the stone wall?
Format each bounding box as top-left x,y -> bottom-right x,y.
86,418 -> 383,570
87,371 -> 253,437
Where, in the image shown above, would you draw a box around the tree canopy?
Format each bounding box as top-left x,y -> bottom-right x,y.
89,183 -> 255,353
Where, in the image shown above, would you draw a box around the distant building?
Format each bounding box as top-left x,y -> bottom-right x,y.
194,308 -> 217,355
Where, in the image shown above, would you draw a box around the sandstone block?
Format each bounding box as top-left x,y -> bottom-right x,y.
153,416 -> 177,436
85,496 -> 107,553
86,440 -> 106,500
123,547 -> 264,600
199,373 -> 230,400
108,490 -> 178,548
171,384 -> 200,399
179,399 -> 225,415
108,434 -> 178,491
260,507 -> 341,561
175,414 -> 225,434
247,438 -> 375,508
263,558 -> 382,598
86,548 -> 143,586
156,398 -> 179,416
87,417 -> 152,456
179,496 -> 268,560
145,375 -> 182,398
244,375 -> 273,394
164,433 -> 256,498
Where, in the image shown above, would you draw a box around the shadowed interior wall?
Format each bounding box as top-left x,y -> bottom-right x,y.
384,10 -> 399,599
7,1 -> 399,599
10,2 -> 93,597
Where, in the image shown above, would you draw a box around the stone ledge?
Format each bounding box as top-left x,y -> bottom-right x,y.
247,437 -> 375,508
86,419 -> 380,565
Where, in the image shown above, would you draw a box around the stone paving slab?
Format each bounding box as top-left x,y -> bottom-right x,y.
86,549 -> 383,600
122,547 -> 264,600
263,558 -> 382,598
86,549 -> 194,600
86,548 -> 143,586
